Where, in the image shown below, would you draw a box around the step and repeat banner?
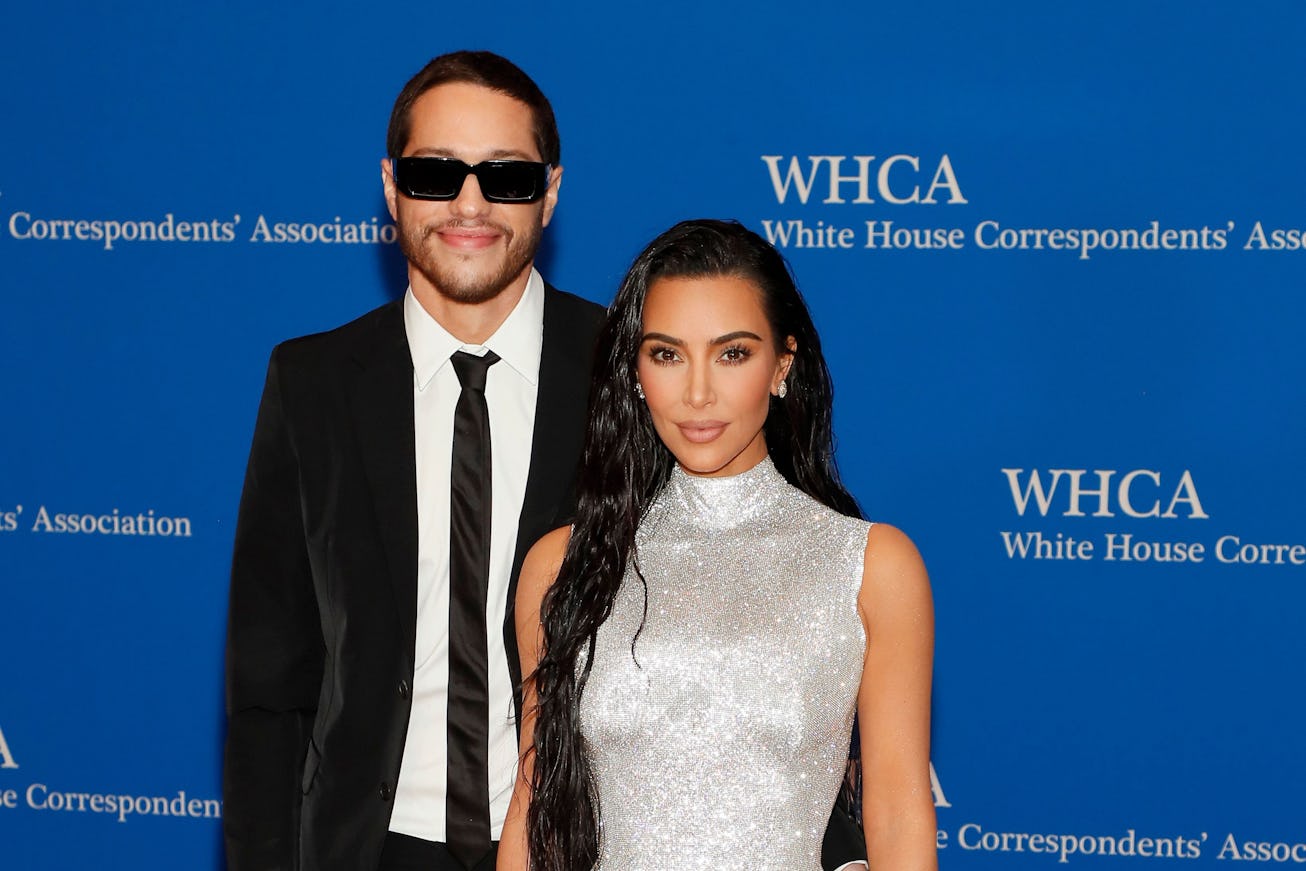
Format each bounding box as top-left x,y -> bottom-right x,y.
2,2 -> 1302,869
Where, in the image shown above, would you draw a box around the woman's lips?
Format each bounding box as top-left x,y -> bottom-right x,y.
677,421 -> 727,443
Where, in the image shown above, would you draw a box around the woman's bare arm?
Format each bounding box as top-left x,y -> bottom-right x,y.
496,526 -> 572,871
856,523 -> 937,871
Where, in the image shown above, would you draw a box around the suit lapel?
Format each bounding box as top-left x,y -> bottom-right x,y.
514,287 -> 594,576
504,287 -> 596,710
343,290 -> 596,703
349,302 -> 420,662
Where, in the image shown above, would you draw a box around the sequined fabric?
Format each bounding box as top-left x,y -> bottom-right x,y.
579,457 -> 870,870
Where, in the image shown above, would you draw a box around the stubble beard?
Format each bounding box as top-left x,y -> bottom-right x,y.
399,214 -> 544,305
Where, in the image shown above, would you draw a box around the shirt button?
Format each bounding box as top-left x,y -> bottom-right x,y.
398,680 -> 410,700
379,782 -> 393,802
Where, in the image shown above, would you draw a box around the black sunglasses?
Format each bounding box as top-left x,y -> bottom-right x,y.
392,157 -> 551,203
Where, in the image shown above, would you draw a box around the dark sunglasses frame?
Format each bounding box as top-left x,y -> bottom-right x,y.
392,157 -> 551,204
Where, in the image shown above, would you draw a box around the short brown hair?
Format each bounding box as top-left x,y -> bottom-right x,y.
386,50 -> 560,164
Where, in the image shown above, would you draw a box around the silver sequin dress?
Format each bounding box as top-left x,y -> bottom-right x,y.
579,457 -> 871,870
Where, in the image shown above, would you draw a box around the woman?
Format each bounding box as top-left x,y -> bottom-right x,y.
499,220 -> 935,871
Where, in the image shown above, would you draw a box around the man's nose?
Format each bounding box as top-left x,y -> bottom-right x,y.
450,172 -> 491,218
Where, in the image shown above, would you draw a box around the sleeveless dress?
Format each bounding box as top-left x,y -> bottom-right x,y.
578,457 -> 871,870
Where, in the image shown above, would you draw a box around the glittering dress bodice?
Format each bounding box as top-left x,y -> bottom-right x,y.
579,458 -> 870,871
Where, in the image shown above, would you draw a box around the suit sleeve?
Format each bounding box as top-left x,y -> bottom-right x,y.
821,803 -> 868,870
224,349 -> 323,871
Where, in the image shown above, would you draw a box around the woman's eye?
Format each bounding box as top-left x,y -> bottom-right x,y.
720,346 -> 751,364
649,347 -> 679,364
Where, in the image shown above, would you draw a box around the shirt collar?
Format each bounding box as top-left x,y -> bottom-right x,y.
404,268 -> 546,391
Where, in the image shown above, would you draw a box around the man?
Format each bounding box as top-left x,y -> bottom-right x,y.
224,50 -> 867,871
224,51 -> 603,871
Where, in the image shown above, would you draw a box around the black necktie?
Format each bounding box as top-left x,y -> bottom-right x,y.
446,349 -> 499,869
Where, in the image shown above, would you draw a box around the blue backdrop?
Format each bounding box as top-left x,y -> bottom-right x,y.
2,2 -> 1303,869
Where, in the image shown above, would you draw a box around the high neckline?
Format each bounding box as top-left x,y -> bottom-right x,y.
670,453 -> 778,487
658,455 -> 786,531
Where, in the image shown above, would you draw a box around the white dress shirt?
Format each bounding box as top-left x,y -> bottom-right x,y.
389,269 -> 544,842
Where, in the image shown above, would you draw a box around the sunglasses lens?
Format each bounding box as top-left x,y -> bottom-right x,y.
395,158 -> 467,200
477,161 -> 548,202
394,158 -> 549,203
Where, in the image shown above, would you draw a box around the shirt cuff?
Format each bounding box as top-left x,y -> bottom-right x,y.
831,863 -> 869,871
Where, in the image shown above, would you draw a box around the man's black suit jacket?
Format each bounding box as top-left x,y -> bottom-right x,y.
224,286 -> 606,871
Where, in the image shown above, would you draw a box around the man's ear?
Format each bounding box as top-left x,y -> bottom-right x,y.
540,164 -> 563,228
381,157 -> 399,221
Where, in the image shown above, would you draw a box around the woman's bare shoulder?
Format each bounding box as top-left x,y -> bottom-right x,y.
859,523 -> 932,614
516,526 -> 573,615
864,523 -> 924,570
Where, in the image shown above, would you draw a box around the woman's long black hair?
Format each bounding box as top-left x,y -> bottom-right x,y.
526,219 -> 862,870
